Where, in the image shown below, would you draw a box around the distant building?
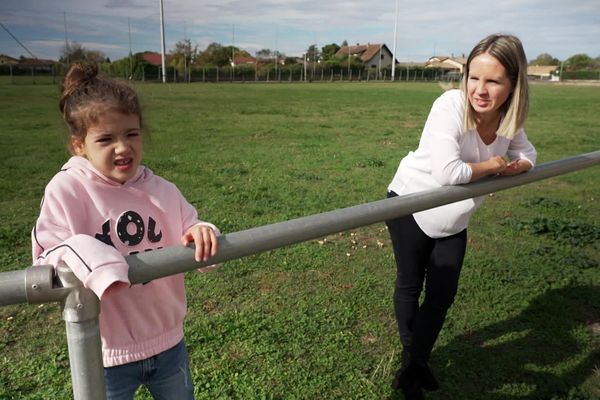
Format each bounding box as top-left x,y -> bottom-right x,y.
527,65 -> 559,80
425,56 -> 466,73
0,54 -> 18,65
16,58 -> 57,72
142,52 -> 170,66
233,55 -> 256,66
335,43 -> 397,68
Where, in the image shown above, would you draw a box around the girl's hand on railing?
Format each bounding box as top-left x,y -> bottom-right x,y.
181,225 -> 218,262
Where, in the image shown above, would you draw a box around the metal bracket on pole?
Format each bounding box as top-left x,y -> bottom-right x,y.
25,264 -> 69,304
56,263 -> 100,323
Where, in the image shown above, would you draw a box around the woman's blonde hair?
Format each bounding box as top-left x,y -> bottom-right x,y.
462,34 -> 529,139
59,63 -> 143,154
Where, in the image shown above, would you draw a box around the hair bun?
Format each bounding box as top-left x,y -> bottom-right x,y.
62,63 -> 99,94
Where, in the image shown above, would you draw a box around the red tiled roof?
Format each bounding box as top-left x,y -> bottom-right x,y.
143,53 -> 169,66
17,58 -> 57,67
234,55 -> 256,65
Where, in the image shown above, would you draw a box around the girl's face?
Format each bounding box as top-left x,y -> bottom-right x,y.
467,53 -> 513,121
72,109 -> 142,184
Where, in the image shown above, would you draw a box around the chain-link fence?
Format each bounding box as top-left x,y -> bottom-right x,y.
3,63 -> 598,85
0,63 -> 463,84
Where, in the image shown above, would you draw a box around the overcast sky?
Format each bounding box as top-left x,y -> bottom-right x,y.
1,0 -> 599,63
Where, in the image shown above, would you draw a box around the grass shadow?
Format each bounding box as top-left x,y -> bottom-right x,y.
432,285 -> 600,399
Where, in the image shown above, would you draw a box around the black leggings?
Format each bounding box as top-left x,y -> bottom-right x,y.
386,192 -> 467,366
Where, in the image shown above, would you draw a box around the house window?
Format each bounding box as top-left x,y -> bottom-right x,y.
381,54 -> 384,60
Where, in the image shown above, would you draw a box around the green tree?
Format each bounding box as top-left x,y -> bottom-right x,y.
256,48 -> 273,60
169,39 -> 198,74
60,41 -> 106,64
565,54 -> 593,71
197,43 -> 228,67
530,53 -> 560,66
197,43 -> 246,67
102,52 -> 152,79
305,44 -> 320,62
321,43 -> 340,61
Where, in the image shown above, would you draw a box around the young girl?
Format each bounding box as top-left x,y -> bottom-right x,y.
32,63 -> 219,399
386,34 -> 537,399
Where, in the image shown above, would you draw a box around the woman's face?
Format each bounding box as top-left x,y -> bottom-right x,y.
467,53 -> 513,120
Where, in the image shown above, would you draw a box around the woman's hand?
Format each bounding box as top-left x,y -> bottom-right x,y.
181,225 -> 218,262
468,155 -> 507,182
486,155 -> 508,174
500,159 -> 532,176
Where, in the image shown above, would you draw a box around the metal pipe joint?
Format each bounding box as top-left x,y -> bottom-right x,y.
25,263 -> 99,322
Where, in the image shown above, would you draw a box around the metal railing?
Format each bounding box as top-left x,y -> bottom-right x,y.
1,150 -> 599,399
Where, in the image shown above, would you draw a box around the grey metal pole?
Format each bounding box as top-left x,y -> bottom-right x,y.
66,319 -> 105,400
127,150 -> 600,284
0,269 -> 26,305
159,0 -> 167,83
391,0 -> 398,81
57,263 -> 106,400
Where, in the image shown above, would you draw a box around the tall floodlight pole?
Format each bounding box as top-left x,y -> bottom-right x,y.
128,18 -> 133,78
184,21 -> 188,83
159,0 -> 167,83
232,25 -> 235,80
275,27 -> 278,78
303,52 -> 307,82
63,12 -> 69,64
378,43 -> 382,80
391,0 -> 399,81
347,44 -> 351,81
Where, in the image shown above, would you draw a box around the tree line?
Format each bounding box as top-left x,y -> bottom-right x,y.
529,53 -> 600,70
49,40 -> 600,80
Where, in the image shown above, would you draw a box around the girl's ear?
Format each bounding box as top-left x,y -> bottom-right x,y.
71,136 -> 86,156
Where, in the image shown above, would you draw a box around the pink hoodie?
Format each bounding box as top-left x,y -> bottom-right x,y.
32,156 -> 218,367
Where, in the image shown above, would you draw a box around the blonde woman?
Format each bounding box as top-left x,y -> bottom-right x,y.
386,34 -> 537,399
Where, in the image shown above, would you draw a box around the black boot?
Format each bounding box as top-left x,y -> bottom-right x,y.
413,363 -> 439,391
391,364 -> 425,400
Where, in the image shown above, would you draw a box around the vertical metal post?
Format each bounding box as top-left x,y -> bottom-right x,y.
64,12 -> 70,65
128,17 -> 133,79
57,263 -> 106,400
303,52 -> 307,82
347,45 -> 350,80
231,24 -> 235,81
159,0 -> 167,83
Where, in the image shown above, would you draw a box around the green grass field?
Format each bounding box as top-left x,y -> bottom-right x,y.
0,81 -> 598,399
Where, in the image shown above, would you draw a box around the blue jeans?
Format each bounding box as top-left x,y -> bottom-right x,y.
103,339 -> 195,400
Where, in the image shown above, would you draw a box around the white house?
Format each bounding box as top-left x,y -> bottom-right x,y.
335,44 -> 397,69
425,56 -> 466,73
527,65 -> 559,81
